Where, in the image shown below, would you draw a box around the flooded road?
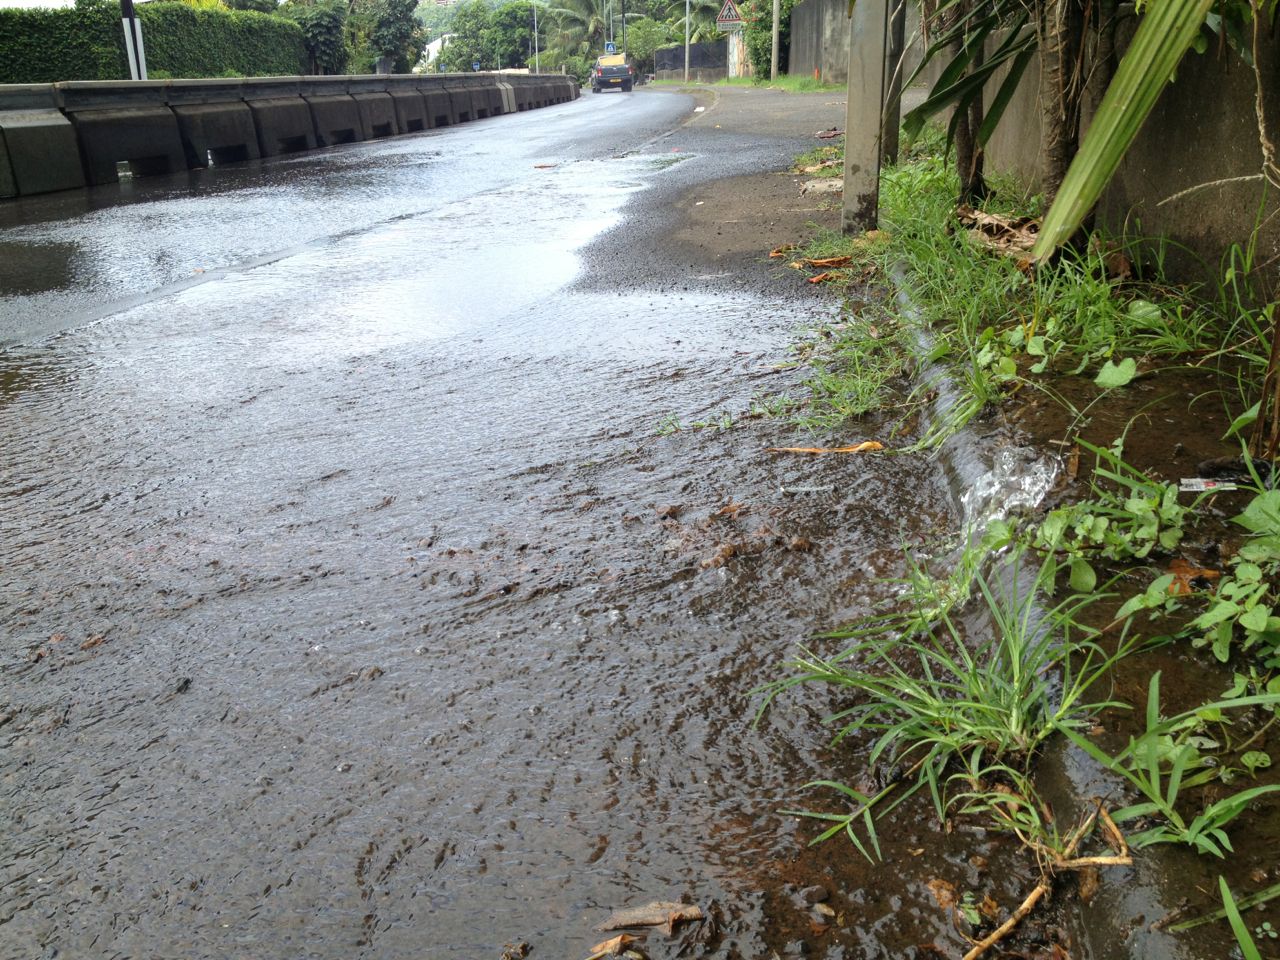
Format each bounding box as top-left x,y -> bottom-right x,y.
0,89 -> 1007,959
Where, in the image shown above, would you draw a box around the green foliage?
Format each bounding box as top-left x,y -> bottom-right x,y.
758,547 -> 1128,860
738,0 -> 794,78
368,0 -> 422,64
0,2 -> 124,83
621,16 -> 674,73
280,0 -> 347,74
484,0 -> 536,70
227,0 -> 282,11
1186,489 -> 1280,665
0,0 -> 305,82
1060,672 -> 1280,857
436,0 -> 490,70
1032,437 -> 1198,593
138,3 -> 307,78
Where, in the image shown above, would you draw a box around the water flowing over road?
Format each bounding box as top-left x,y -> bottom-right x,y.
0,88 -> 995,959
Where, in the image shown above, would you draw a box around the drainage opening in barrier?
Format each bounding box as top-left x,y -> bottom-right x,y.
476,108 -> 489,119
276,135 -> 310,154
115,161 -> 133,179
457,111 -> 471,122
371,122 -> 394,137
434,115 -> 450,126
208,145 -> 251,166
123,155 -> 173,177
329,129 -> 358,145
405,118 -> 425,132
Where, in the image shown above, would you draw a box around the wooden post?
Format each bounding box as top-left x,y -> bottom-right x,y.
882,0 -> 906,165
841,0 -> 889,233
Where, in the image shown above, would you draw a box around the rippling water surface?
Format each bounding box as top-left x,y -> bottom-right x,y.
0,94 -> 1024,960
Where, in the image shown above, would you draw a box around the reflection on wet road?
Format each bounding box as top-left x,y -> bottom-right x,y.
2,91 -> 975,959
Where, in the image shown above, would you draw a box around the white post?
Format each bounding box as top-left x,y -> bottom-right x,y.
770,0 -> 780,80
684,0 -> 690,81
841,0 -> 889,233
120,0 -> 147,81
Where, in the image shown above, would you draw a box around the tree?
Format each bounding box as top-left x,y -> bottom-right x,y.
484,0 -> 535,69
371,0 -> 423,67
665,0 -> 722,43
436,0 -> 491,70
280,0 -> 349,73
622,15 -> 674,73
225,0 -> 280,11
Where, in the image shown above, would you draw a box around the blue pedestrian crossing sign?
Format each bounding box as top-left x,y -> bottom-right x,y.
604,41 -> 617,54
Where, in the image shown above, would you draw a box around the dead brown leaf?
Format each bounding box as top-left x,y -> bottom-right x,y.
979,894 -> 1000,921
956,205 -> 1040,258
589,933 -> 642,955
767,441 -> 884,455
815,127 -> 843,139
926,878 -> 958,910
713,502 -> 747,519
806,271 -> 845,284
769,244 -> 797,259
1167,558 -> 1220,596
799,255 -> 853,269
80,634 -> 106,651
1077,866 -> 1100,904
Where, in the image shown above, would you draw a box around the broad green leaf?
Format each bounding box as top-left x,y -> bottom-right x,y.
1095,357 -> 1137,388
1032,0 -> 1217,258
1069,558 -> 1097,593
1242,751 -> 1271,776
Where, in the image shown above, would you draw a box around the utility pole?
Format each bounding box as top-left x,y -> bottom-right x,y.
841,0 -> 889,232
621,0 -> 627,54
769,0 -> 780,80
683,0 -> 690,81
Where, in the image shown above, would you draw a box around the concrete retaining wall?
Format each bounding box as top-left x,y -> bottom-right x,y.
787,0 -> 922,86
0,72 -> 580,197
973,21 -> 1279,282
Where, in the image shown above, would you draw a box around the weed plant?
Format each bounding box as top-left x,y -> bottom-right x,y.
1060,672 -> 1280,857
758,547 -> 1132,861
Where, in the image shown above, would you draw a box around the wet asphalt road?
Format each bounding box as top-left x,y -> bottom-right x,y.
1,88 -> 978,959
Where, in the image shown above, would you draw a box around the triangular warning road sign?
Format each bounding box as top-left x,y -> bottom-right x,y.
715,0 -> 742,24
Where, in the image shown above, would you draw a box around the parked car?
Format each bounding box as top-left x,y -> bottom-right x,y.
591,54 -> 635,93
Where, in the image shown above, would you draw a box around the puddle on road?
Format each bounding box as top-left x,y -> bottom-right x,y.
0,280 -> 1049,958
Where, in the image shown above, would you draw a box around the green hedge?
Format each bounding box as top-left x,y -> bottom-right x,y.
138,4 -> 306,79
0,5 -> 124,83
0,2 -> 306,84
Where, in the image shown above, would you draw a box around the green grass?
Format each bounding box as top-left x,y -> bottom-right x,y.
757,546 -> 1133,861
780,130 -> 1257,449
650,74 -> 843,92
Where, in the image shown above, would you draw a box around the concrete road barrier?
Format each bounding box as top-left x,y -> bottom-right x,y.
301,78 -> 363,147
242,78 -> 316,157
166,79 -> 261,168
58,80 -> 186,186
347,77 -> 399,139
1,73 -> 579,199
0,84 -> 85,197
386,77 -> 429,133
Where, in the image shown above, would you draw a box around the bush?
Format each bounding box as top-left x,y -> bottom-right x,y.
0,3 -> 125,83
0,0 -> 306,83
138,3 -> 306,78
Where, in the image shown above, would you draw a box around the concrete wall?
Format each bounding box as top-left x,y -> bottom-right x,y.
788,0 -> 922,85
0,72 -> 580,198
980,21 -> 1280,282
